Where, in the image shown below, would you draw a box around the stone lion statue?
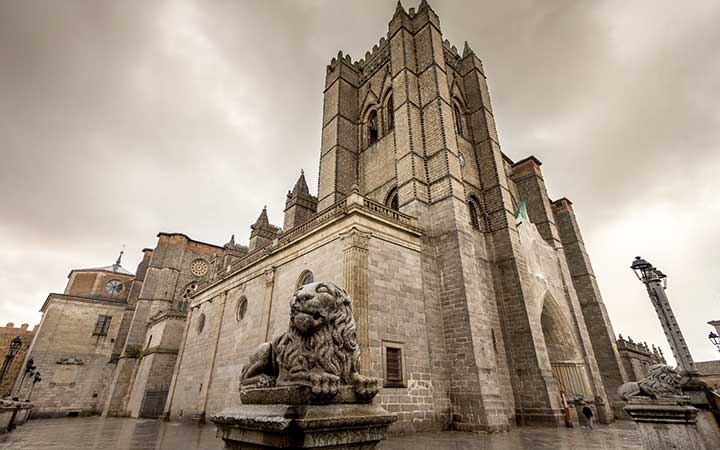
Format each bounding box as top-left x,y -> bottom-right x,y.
617,364 -> 684,400
240,281 -> 378,401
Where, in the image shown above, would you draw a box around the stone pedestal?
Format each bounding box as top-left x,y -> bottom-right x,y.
210,386 -> 396,450
624,397 -> 708,450
212,403 -> 395,449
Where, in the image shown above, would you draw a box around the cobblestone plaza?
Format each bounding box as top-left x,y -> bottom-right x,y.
0,417 -> 642,450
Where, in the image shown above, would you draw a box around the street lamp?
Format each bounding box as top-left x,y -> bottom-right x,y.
709,331 -> 720,352
0,336 -> 22,387
630,256 -> 696,375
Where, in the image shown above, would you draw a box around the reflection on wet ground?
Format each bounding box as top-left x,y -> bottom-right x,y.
0,416 -> 642,450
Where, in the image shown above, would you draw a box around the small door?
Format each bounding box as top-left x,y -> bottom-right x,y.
139,389 -> 168,418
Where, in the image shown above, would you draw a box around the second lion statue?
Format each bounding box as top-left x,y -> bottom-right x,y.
240,281 -> 378,401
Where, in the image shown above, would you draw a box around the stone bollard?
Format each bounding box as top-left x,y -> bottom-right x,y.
211,282 -> 396,449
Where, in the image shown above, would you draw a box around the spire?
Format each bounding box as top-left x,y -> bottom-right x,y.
394,0 -> 405,14
291,169 -> 310,196
228,234 -> 236,246
114,245 -> 125,269
418,0 -> 430,11
462,41 -> 473,58
252,206 -> 270,230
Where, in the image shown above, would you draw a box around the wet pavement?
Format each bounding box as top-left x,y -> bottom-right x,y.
0,416 -> 642,450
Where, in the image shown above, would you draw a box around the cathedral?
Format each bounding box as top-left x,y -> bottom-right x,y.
14,1 -> 630,432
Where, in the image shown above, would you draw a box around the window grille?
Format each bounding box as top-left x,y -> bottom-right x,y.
385,347 -> 403,386
93,315 -> 112,336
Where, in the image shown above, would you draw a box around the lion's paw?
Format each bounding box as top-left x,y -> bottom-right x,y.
253,374 -> 277,388
310,372 -> 340,397
352,374 -> 379,400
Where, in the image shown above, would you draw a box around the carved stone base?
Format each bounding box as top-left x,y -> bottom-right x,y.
624,397 -> 708,450
211,403 -> 396,449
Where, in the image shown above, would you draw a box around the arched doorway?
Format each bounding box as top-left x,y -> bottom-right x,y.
540,294 -> 592,400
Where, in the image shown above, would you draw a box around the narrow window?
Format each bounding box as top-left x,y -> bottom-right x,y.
368,110 -> 379,144
453,102 -> 465,137
385,347 -> 403,386
196,313 -> 206,334
385,95 -> 394,131
468,198 -> 480,230
236,296 -> 248,322
93,315 -> 112,336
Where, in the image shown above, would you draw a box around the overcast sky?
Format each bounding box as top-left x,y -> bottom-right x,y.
1,0 -> 718,364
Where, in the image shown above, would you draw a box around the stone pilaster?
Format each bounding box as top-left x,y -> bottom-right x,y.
261,268 -> 276,341
341,227 -> 371,375
195,291 -> 228,422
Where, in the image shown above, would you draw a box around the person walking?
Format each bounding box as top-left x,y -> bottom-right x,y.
582,404 -> 594,429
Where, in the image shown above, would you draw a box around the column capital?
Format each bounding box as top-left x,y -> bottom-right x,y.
340,227 -> 372,251
264,267 -> 276,287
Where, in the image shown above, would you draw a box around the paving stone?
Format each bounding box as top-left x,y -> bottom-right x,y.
0,417 -> 642,450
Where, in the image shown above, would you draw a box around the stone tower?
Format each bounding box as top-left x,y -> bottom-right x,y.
317,0 -> 623,430
284,170 -> 318,230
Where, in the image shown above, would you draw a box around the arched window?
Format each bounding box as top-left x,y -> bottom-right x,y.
385,187 -> 399,211
384,94 -> 394,131
453,102 -> 466,138
196,313 -> 206,334
236,296 -> 248,322
367,110 -> 379,145
468,196 -> 480,230
297,270 -> 314,289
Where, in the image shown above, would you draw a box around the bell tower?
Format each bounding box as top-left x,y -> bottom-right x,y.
316,1 -> 517,431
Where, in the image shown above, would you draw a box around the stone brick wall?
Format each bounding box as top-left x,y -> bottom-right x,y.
0,323 -> 34,397
21,296 -> 127,417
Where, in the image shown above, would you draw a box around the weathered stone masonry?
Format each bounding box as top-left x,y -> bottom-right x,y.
16,1 -> 629,434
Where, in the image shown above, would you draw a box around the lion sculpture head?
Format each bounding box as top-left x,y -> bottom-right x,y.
618,364 -> 684,400
276,282 -> 359,385
240,281 -> 377,401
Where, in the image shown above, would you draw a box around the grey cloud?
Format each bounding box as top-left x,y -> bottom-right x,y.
1,0 -> 718,361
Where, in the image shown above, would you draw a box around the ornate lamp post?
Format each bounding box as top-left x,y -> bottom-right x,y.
709,331 -> 720,353
630,256 -> 697,375
0,336 -> 22,387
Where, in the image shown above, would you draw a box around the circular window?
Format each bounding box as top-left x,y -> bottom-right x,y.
236,297 -> 248,322
105,279 -> 124,295
297,271 -> 314,289
196,313 -> 206,334
190,259 -> 209,277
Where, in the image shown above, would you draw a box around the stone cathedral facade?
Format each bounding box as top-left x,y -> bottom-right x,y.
16,2 -> 629,432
